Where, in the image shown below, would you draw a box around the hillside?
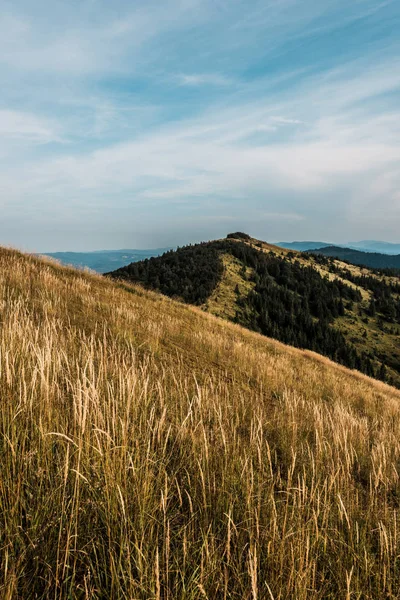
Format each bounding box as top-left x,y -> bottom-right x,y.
308,245 -> 400,270
2,247 -> 400,598
109,233 -> 400,388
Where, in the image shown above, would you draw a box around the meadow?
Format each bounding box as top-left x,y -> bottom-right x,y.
1,248 -> 400,599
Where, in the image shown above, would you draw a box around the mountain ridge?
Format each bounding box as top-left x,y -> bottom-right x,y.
108,232 -> 400,387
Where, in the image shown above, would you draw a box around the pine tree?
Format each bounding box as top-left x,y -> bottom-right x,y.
379,362 -> 387,382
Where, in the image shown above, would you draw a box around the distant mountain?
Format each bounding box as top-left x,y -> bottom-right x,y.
41,248 -> 171,273
349,241 -> 400,255
277,240 -> 400,255
276,241 -> 331,252
108,233 -> 400,387
308,246 -> 400,270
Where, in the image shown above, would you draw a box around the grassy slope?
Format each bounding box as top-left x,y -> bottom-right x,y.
204,253 -> 255,320
2,248 -> 400,598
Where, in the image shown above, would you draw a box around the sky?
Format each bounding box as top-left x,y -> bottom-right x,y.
1,0 -> 400,251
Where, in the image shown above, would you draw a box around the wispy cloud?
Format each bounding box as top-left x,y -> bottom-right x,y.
0,0 -> 399,250
0,110 -> 59,143
270,117 -> 304,125
177,73 -> 233,86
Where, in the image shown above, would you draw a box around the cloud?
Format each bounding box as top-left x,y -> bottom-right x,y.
0,0 -> 399,249
177,73 -> 233,86
261,212 -> 305,222
0,0 -> 210,76
0,110 -> 59,143
270,117 -> 304,125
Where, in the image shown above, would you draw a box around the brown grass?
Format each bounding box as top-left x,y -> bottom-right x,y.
1,247 -> 400,599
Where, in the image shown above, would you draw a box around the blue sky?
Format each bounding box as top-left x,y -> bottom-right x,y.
1,0 -> 400,251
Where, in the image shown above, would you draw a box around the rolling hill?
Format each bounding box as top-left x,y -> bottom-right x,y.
308,245 -> 400,270
109,232 -> 400,388
2,246 -> 400,598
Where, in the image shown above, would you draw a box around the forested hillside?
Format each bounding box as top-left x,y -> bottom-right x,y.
109,233 -> 400,387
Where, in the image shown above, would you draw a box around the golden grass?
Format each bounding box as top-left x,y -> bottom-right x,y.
204,253 -> 254,320
1,247 -> 400,599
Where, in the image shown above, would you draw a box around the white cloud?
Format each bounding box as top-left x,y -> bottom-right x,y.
0,1 -> 209,76
0,0 -> 399,249
3,53 -> 400,205
270,117 -> 304,125
0,110 -> 59,143
178,73 -> 233,86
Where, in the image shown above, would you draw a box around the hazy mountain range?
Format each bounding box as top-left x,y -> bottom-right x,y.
41,240 -> 400,273
42,248 -> 171,273
306,246 -> 400,270
42,240 -> 400,274
277,240 -> 400,254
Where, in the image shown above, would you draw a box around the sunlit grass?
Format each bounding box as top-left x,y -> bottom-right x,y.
1,247 -> 400,599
